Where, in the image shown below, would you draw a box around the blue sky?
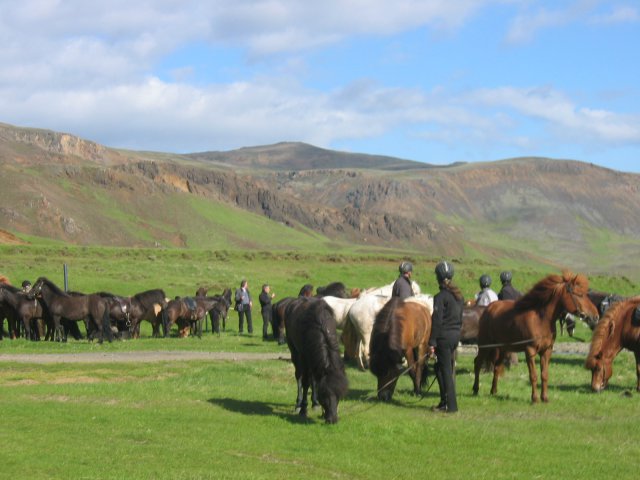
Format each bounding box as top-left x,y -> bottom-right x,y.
1,0 -> 638,173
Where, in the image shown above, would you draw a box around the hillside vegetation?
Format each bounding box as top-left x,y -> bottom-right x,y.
1,122 -> 639,281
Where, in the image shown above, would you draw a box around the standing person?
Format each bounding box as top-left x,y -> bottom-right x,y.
429,260 -> 464,413
497,271 -> 522,300
235,279 -> 253,334
259,284 -> 275,340
475,274 -> 498,306
391,261 -> 414,299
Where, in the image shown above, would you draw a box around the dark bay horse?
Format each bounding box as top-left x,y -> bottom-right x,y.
31,277 -> 113,343
460,305 -> 485,344
369,297 -> 432,401
585,296 -> 640,392
316,282 -> 348,298
284,297 -> 348,423
128,289 -> 168,338
0,284 -> 45,340
472,271 -> 599,403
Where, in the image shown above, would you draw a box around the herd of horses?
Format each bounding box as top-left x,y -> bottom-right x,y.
2,271 -> 639,423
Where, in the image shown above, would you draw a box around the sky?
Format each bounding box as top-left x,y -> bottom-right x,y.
1,0 -> 639,173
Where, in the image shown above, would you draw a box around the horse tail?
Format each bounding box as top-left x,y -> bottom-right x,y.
370,298 -> 402,377
161,308 -> 169,338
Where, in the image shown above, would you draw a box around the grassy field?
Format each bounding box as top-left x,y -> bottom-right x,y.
1,244 -> 639,478
1,350 -> 639,479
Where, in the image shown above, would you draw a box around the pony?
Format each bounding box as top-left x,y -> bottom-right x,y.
472,271 -> 599,403
585,296 -> 640,392
369,297 -> 432,401
284,297 -> 348,423
0,284 -> 46,340
320,296 -> 358,329
30,277 -> 113,343
128,289 -> 168,338
298,284 -> 314,297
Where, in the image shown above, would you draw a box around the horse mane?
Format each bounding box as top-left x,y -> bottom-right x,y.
317,282 -> 348,298
514,271 -> 586,312
37,277 -> 69,297
298,284 -> 314,297
586,296 -> 640,369
0,283 -> 20,293
0,274 -> 11,285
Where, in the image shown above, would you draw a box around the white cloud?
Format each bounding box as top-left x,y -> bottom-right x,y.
589,5 -> 640,24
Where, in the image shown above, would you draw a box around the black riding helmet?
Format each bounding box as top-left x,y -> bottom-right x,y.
21,280 -> 32,288
479,274 -> 492,289
500,271 -> 512,284
435,261 -> 454,283
399,261 -> 413,275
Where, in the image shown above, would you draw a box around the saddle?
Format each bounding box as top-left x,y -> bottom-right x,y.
183,297 -> 198,321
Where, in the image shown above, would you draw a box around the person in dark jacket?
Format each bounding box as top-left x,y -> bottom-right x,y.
258,284 -> 275,340
497,271 -> 522,301
235,279 -> 253,334
429,260 -> 464,413
391,261 -> 414,299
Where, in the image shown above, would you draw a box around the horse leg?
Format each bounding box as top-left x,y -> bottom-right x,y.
525,347 -> 539,403
472,352 -> 482,395
405,347 -> 420,396
540,349 -> 552,403
490,350 -> 505,396
635,351 -> 640,392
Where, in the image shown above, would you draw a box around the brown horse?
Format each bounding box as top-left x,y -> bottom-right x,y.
472,271 -> 599,403
0,284 -> 45,340
369,297 -> 432,401
585,296 -> 640,392
128,289 -> 168,338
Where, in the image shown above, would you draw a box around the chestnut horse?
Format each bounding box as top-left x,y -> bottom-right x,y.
472,271 -> 599,403
585,296 -> 640,392
369,297 -> 432,401
284,297 -> 348,424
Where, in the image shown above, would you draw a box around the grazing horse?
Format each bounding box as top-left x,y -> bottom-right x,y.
30,277 -> 113,343
585,296 -> 640,392
472,271 -> 599,403
369,297 -> 432,401
128,289 -> 168,338
284,297 -> 348,423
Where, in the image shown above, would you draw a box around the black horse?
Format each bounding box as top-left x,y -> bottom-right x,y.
284,297 -> 348,424
0,284 -> 46,340
316,282 -> 349,298
30,277 -> 113,343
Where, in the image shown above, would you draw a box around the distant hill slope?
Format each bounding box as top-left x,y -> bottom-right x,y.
1,122 -> 639,276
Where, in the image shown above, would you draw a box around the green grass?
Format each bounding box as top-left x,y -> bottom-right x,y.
1,352 -> 639,479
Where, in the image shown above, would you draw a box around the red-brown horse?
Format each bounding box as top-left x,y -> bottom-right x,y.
473,271 -> 599,403
585,296 -> 640,392
370,297 -> 432,401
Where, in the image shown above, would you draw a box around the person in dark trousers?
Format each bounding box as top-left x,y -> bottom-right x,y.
497,271 -> 522,300
429,260 -> 464,413
235,279 -> 253,334
258,284 -> 275,340
391,261 -> 414,299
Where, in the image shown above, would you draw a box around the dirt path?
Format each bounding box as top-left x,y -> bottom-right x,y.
0,342 -> 590,364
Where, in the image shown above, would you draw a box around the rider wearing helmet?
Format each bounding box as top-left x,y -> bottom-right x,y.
429,260 -> 464,413
21,280 -> 32,293
391,261 -> 415,299
497,271 -> 522,301
475,274 -> 498,307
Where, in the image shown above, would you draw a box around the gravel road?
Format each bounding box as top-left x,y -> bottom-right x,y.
0,342 -> 590,364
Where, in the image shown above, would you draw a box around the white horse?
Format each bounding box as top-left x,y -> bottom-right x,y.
347,290 -> 433,370
321,296 -> 358,329
364,281 -> 422,297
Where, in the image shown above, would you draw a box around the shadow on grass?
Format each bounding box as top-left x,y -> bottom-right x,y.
207,397 -> 317,424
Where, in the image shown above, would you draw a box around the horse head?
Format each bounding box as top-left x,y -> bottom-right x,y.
561,274 -> 599,326
585,319 -> 616,392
